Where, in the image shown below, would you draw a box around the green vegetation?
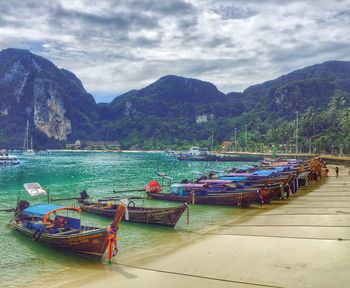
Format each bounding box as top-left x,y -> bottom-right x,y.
99,63 -> 350,153
1,49 -> 350,153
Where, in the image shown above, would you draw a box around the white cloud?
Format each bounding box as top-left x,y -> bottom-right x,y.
0,0 -> 350,102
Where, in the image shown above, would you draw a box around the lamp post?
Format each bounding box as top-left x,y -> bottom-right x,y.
234,128 -> 237,152
295,111 -> 299,154
211,131 -> 214,151
244,125 -> 248,152
308,139 -> 312,155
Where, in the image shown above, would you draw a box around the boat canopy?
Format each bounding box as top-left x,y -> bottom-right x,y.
182,183 -> 205,189
273,166 -> 291,172
23,204 -> 81,223
237,165 -> 254,171
225,173 -> 255,177
23,183 -> 47,196
252,170 -> 276,176
218,176 -> 248,182
200,180 -> 233,184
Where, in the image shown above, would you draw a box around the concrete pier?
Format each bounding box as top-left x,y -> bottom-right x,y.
62,166 -> 350,288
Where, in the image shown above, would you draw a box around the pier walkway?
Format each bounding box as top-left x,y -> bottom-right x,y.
64,166 -> 350,288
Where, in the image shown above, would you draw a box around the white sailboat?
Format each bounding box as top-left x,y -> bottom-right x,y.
23,120 -> 35,155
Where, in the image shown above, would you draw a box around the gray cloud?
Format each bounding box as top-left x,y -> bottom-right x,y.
51,4 -> 159,30
213,5 -> 257,20
128,0 -> 196,16
0,0 -> 350,102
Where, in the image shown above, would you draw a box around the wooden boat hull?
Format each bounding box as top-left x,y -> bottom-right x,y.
255,186 -> 283,203
79,202 -> 187,227
10,220 -> 108,260
222,174 -> 294,186
146,191 -> 257,206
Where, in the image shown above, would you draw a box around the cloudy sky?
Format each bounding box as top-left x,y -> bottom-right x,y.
1,0 -> 350,102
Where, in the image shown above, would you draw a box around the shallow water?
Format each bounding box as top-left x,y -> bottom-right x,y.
0,152 -> 255,287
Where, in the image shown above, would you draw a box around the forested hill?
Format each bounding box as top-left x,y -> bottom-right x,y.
99,60 -> 350,151
1,47 -> 350,152
229,60 -> 350,153
106,75 -> 242,119
239,60 -> 350,120
97,75 -> 245,148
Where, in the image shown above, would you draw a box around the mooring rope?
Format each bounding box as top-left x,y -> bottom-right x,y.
115,262 -> 286,288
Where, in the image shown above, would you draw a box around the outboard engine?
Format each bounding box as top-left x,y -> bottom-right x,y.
15,200 -> 30,219
17,200 -> 30,211
80,190 -> 89,200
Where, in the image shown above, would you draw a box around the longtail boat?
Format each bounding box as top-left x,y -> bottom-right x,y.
153,170 -> 291,206
198,180 -> 284,203
78,198 -> 189,227
146,190 -> 257,206
9,183 -> 126,260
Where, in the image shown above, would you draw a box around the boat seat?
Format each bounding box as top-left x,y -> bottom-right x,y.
54,229 -> 80,235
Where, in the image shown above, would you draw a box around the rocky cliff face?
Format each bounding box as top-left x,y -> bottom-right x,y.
0,48 -> 98,148
33,78 -> 72,140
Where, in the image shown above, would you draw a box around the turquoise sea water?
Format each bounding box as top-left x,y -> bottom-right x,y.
0,152 -> 255,287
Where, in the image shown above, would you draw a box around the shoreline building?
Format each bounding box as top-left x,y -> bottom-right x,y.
66,140 -> 121,150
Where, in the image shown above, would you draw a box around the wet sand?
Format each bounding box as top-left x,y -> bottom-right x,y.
58,165 -> 350,288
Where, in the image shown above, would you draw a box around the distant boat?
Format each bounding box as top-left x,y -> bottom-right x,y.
178,146 -> 210,161
23,120 -> 35,155
0,153 -> 20,166
163,149 -> 181,158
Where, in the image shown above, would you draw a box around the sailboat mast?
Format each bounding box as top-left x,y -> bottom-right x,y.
23,126 -> 26,151
27,121 -> 30,150
23,120 -> 29,151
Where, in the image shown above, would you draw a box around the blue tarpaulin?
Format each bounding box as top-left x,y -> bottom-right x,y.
252,170 -> 275,176
273,167 -> 288,172
218,176 -> 247,181
23,204 -> 64,217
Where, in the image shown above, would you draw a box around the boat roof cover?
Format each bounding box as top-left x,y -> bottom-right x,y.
238,165 -> 254,170
23,204 -> 64,216
23,204 -> 81,223
252,170 -> 275,176
273,166 -> 290,172
171,183 -> 204,188
23,183 -> 47,196
199,180 -> 233,184
225,173 -> 255,177
218,176 -> 248,181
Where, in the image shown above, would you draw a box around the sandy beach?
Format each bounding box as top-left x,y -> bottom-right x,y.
55,165 -> 350,288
